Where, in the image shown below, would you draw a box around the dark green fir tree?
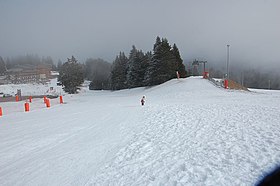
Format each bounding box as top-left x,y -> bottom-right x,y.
58,56 -> 84,94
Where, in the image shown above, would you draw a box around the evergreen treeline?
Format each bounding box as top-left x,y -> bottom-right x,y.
0,37 -> 188,90
110,36 -> 187,90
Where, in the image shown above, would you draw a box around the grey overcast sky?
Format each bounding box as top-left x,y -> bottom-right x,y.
0,0 -> 279,68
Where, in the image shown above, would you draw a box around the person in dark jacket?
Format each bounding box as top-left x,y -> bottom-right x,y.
141,96 -> 145,106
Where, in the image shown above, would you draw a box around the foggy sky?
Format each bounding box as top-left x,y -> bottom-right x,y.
0,0 -> 279,69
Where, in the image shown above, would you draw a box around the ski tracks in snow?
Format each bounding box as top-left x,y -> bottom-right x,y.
2,78 -> 280,186
89,98 -> 280,185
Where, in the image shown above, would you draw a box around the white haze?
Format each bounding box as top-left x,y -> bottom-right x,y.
0,0 -> 279,69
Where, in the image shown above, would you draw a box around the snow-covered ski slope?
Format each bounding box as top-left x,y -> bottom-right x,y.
0,77 -> 280,186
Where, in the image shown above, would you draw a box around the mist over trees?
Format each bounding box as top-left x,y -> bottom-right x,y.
208,65 -> 280,90
110,37 -> 187,90
0,37 -> 187,91
1,37 -> 279,90
85,58 -> 111,90
234,69 -> 280,90
2,54 -> 57,70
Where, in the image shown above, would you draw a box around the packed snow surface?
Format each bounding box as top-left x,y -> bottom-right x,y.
0,77 -> 280,186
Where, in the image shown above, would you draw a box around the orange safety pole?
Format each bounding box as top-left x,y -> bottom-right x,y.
16,95 -> 19,102
59,96 -> 63,104
46,99 -> 50,108
0,107 -> 2,117
25,102 -> 30,112
224,79 -> 228,89
29,96 -> 32,103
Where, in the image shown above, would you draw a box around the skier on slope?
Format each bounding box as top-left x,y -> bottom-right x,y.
141,96 -> 145,106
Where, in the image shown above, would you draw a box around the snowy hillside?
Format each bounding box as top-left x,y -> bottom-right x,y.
0,77 -> 280,186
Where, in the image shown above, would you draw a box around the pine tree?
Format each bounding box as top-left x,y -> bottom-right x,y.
126,46 -> 137,88
153,36 -> 161,51
138,51 -> 150,86
161,38 -> 177,80
144,37 -> 162,86
145,37 -> 177,86
110,52 -> 128,90
58,56 -> 84,94
126,46 -> 147,88
172,44 -> 187,78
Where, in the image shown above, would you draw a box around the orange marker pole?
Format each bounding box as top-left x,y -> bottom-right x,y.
224,79 -> 228,89
16,95 -> 19,102
46,99 -> 50,108
29,96 -> 32,103
59,96 -> 63,104
25,102 -> 30,112
0,107 -> 2,117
